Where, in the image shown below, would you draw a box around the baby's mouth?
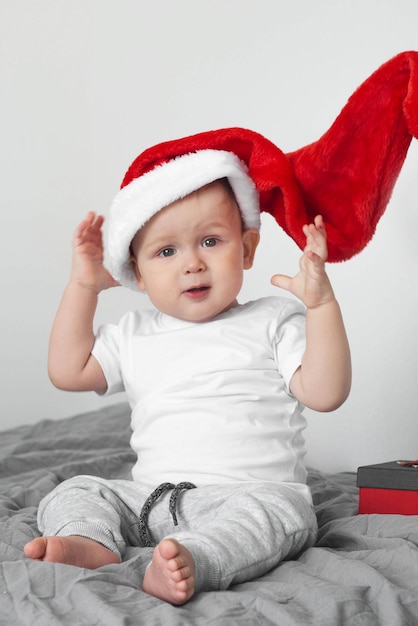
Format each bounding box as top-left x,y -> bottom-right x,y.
187,286 -> 209,293
184,285 -> 210,297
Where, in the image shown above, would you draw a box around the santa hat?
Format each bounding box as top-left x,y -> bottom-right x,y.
108,50 -> 418,290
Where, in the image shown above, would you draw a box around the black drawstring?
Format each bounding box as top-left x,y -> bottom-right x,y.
138,481 -> 196,547
169,482 -> 196,525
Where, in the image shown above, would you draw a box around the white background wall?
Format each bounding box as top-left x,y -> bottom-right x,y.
1,0 -> 417,473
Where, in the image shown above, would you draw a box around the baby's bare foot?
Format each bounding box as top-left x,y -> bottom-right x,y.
142,538 -> 195,605
23,536 -> 120,569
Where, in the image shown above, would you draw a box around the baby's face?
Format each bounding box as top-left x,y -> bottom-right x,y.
130,180 -> 259,322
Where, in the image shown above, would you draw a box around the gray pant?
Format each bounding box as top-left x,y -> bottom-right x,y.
37,476 -> 318,592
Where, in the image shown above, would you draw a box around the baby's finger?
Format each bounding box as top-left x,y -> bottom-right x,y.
313,215 -> 326,236
271,273 -> 292,291
75,212 -> 94,235
90,213 -> 105,231
303,220 -> 327,261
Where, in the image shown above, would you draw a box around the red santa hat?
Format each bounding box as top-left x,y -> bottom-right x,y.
108,50 -> 418,290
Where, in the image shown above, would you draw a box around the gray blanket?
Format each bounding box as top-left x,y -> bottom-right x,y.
1,403 -> 417,625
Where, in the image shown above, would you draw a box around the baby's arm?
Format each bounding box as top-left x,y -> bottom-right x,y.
48,212 -> 119,393
271,216 -> 351,412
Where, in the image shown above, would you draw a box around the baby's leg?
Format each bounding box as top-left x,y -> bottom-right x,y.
170,483 -> 318,592
24,535 -> 120,568
25,475 -> 148,565
142,538 -> 195,605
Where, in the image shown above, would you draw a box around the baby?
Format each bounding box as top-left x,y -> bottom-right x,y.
25,135 -> 351,605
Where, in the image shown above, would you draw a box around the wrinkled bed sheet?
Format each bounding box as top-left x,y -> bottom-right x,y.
1,403 -> 418,625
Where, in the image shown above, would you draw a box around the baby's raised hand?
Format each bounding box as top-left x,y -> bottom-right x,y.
271,215 -> 335,309
70,212 -> 119,292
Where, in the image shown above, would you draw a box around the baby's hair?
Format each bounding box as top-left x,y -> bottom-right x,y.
218,176 -> 234,196
218,177 -> 245,231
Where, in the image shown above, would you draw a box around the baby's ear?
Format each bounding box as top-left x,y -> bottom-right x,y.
242,229 -> 260,269
130,256 -> 146,291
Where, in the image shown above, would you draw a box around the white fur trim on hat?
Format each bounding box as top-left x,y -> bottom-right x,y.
108,149 -> 260,290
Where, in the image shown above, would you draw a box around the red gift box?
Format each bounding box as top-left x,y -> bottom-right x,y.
357,461 -> 418,515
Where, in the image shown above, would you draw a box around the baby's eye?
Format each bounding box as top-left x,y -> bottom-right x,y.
158,247 -> 176,257
202,238 -> 218,248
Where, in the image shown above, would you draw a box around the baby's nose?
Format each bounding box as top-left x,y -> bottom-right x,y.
184,250 -> 205,273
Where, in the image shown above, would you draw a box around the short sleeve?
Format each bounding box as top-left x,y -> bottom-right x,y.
274,301 -> 306,391
91,323 -> 125,396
